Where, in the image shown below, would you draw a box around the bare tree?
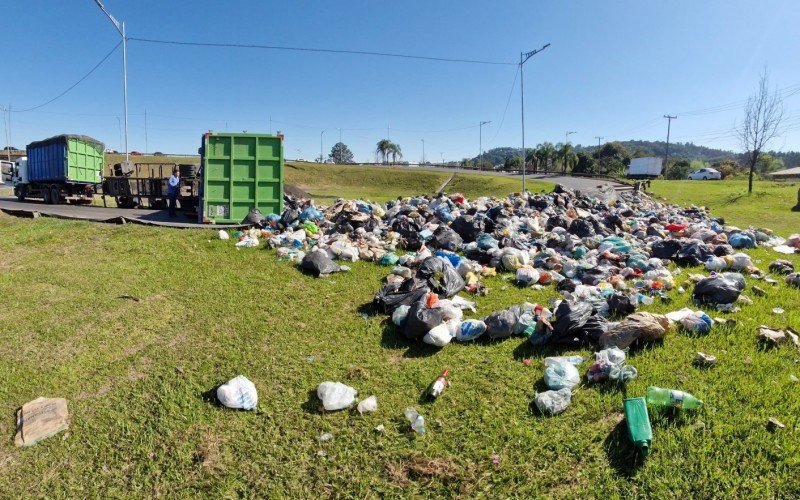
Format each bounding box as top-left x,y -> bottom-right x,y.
737,70 -> 784,193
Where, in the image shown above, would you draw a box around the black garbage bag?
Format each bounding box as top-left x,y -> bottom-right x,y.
301,251 -> 340,277
485,205 -> 505,221
556,279 -> 577,293
529,196 -> 550,211
550,301 -> 605,346
450,215 -> 484,243
415,257 -> 465,298
769,259 -> 795,274
674,242 -> 713,267
403,299 -> 444,340
245,208 -> 265,225
692,276 -> 743,305
373,278 -> 429,314
485,308 -> 520,339
401,233 -> 424,251
646,226 -> 665,238
568,218 -> 596,238
651,239 -> 682,259
464,247 -> 493,265
607,293 -> 636,317
546,214 -> 569,231
712,244 -> 733,257
281,207 -> 300,226
391,218 -> 421,238
429,226 -> 463,251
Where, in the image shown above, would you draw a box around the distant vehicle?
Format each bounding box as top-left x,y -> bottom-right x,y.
12,135 -> 103,204
153,152 -> 164,156
296,158 -> 306,162
687,167 -> 721,180
627,157 -> 663,179
130,151 -> 142,156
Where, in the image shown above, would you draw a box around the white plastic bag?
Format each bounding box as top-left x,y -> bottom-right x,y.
392,305 -> 411,327
516,267 -> 540,286
235,236 -> 259,248
217,375 -> 258,410
357,395 -> 378,414
543,357 -> 581,390
534,388 -> 572,415
317,381 -> 357,411
423,323 -> 453,347
704,256 -> 727,271
456,319 -> 487,342
218,230 -> 230,240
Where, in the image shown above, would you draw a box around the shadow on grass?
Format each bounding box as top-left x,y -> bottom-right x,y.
379,320 -> 441,358
603,420 -> 645,478
200,386 -> 223,408
301,388 -> 323,414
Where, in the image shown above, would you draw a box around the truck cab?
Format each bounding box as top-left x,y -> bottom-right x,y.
12,157 -> 29,199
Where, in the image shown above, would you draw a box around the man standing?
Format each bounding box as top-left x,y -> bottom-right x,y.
167,167 -> 180,217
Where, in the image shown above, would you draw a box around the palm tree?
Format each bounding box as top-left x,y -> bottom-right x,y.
375,139 -> 391,164
535,142 -> 555,173
556,142 -> 578,174
388,142 -> 402,164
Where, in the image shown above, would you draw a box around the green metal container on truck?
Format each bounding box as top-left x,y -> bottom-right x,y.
199,132 -> 284,224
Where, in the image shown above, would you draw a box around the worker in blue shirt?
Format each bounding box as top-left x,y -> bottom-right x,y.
167,168 -> 180,217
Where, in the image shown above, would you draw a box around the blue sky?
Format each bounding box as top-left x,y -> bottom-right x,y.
2,0 -> 799,162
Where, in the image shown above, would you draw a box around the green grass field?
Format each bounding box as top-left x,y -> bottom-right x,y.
649,179 -> 800,237
1,175 -> 799,496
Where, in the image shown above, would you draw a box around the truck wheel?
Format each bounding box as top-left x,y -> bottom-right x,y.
50,186 -> 61,205
43,187 -> 52,204
15,186 -> 27,201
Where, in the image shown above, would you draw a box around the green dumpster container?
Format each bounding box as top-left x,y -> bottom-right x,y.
199,132 -> 284,224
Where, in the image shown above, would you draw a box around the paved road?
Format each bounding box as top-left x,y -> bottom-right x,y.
0,197 -> 244,229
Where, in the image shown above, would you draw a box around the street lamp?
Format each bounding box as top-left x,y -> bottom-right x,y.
440,152 -> 444,165
421,138 -> 425,165
520,43 -> 550,191
320,130 -> 324,163
479,121 -> 491,172
565,130 -> 576,144
93,0 -> 129,162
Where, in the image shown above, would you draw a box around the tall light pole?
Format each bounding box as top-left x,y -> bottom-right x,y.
520,43 -> 550,191
320,130 -> 325,163
440,152 -> 444,165
421,138 -> 425,165
93,0 -> 129,162
479,120 -> 491,172
565,130 -> 576,145
1,104 -> 11,161
663,115 -> 677,176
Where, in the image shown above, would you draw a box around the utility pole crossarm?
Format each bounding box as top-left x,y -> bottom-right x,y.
93,0 -> 123,34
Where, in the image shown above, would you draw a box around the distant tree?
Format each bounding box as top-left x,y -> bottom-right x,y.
572,152 -> 596,174
329,142 -> 354,164
737,70 -> 784,193
388,142 -> 402,164
667,159 -> 692,179
593,142 -> 632,175
534,142 -> 556,173
755,152 -> 784,175
504,156 -> 522,170
556,142 -> 578,174
711,159 -> 743,179
375,139 -> 391,163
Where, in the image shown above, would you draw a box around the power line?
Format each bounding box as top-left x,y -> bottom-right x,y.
128,37 -> 516,66
13,41 -> 122,113
489,65 -> 520,142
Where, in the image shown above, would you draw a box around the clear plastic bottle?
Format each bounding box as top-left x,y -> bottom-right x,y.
404,407 -> 426,434
646,386 -> 703,409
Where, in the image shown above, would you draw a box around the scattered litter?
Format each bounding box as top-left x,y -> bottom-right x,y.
534,388 -> 572,415
317,381 -> 357,411
646,386 -> 703,409
357,395 -> 378,414
15,397 -> 69,447
218,229 -> 230,240
767,417 -> 786,431
426,370 -> 450,399
587,347 -> 637,383
773,307 -> 785,315
404,407 -> 426,434
543,356 -> 583,390
623,397 -> 652,457
317,432 -> 334,442
116,294 -> 140,302
216,375 -> 258,410
695,352 -> 717,367
375,424 -> 385,432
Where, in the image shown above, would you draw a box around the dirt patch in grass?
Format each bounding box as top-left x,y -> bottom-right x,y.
386,456 -> 459,486
193,427 -> 226,472
345,365 -> 369,380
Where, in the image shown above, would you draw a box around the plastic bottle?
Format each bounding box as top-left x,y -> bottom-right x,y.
646,386 -> 703,409
404,407 -> 426,434
427,369 -> 450,399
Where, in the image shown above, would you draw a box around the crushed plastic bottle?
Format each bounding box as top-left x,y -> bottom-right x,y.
404,407 -> 426,434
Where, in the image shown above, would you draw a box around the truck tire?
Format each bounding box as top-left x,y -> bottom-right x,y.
15,185 -> 27,201
50,186 -> 62,204
43,187 -> 52,204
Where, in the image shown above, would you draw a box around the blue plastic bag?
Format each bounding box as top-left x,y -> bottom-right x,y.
729,232 -> 756,249
299,207 -> 324,222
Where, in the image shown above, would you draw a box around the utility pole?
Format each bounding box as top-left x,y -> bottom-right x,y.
1,104 -> 10,161
565,131 -> 576,145
595,136 -> 603,148
479,121 -> 491,172
93,0 -> 128,162
269,116 -> 272,134
440,152 -> 444,165
421,138 -> 425,165
320,130 -> 324,163
144,109 -> 148,154
520,43 -> 550,191
663,115 -> 677,175
116,116 -> 122,152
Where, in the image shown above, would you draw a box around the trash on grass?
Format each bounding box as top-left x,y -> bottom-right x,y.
217,375 -> 258,410
14,397 -> 69,447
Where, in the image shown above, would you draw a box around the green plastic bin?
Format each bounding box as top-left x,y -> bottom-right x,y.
199,132 -> 284,224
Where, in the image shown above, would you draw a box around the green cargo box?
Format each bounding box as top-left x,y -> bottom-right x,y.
26,134 -> 104,184
199,132 -> 284,224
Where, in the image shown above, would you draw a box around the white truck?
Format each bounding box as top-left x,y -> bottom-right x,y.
626,157 -> 663,179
